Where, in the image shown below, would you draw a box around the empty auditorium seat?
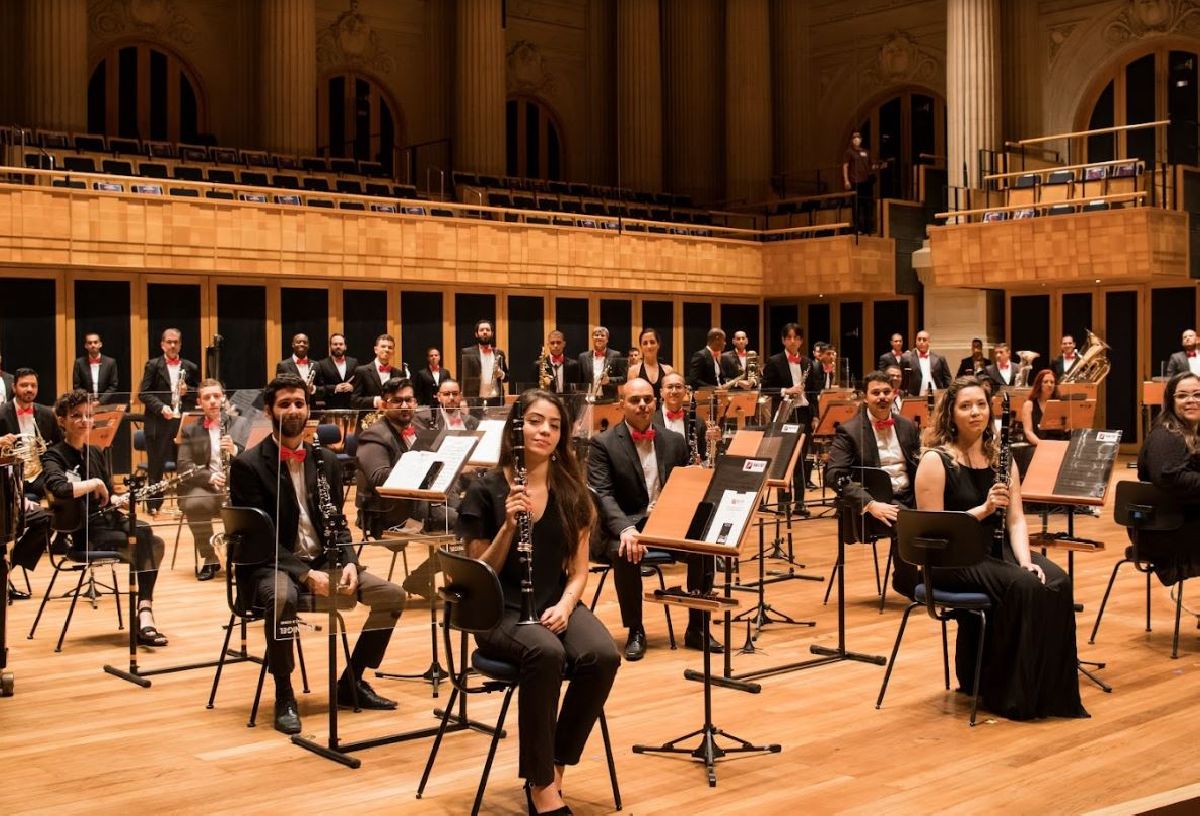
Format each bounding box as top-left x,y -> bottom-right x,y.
37,130 -> 70,149
364,182 -> 392,197
108,138 -> 143,156
568,182 -> 589,196
1006,173 -> 1039,208
301,157 -> 328,173
173,166 -> 204,181
210,147 -> 239,164
146,141 -> 178,159
274,155 -> 300,171
338,200 -> 366,211
1083,199 -> 1110,212
431,207 -> 454,217
23,153 -> 53,170
131,183 -> 164,195
982,210 -> 1008,222
274,193 -> 301,205
101,159 -> 134,176
359,161 -> 385,177
487,190 -> 512,208
139,162 -> 168,179
512,193 -> 536,210
537,195 -> 561,212
560,198 -> 582,214
1047,203 -> 1075,216
206,168 -> 237,184
273,174 -> 300,189
479,175 -> 503,189
371,203 -> 398,213
62,156 -> 96,173
1108,162 -> 1140,197
242,150 -> 271,167
1012,208 -> 1036,219
403,205 -> 428,216
239,192 -> 268,203
302,176 -> 331,192
205,190 -> 235,200
51,179 -> 85,189
240,170 -> 270,187
335,179 -> 364,195
330,157 -> 358,175
169,187 -> 200,197
73,133 -> 106,152
394,184 -> 418,198
1039,169 -> 1074,204
547,180 -> 569,195
179,145 -> 208,162
583,199 -> 608,216
307,198 -> 334,208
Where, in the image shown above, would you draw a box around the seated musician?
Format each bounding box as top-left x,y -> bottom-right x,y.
1021,369 -> 1068,446
1135,371 -> 1200,590
588,378 -> 718,660
42,389 -> 168,646
458,388 -> 619,816
825,371 -> 920,599
430,378 -> 477,431
0,367 -> 63,499
8,497 -> 51,600
228,375 -> 406,734
655,371 -> 717,463
177,379 -> 241,581
884,364 -> 905,415
915,377 -> 1086,720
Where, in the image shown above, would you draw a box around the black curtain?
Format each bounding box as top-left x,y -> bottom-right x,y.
1010,295 -> 1050,376
556,297 -> 589,357
720,303 -> 761,352
807,303 -> 831,348
838,301 -> 864,383
767,302 -> 799,355
400,291 -> 443,373
342,289 -> 389,365
1106,291 -> 1138,438
641,300 -> 674,362
600,299 -> 633,356
682,302 -> 712,368
455,293 -> 497,362
0,279 -> 57,405
216,285 -> 267,390
146,283 -> 202,371
280,287 -> 329,361
74,280 -> 132,471
508,295 -> 545,390
1150,287 -> 1196,378
873,300 -> 909,365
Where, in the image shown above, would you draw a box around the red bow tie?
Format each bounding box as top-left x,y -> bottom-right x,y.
823,365 -> 834,373
401,425 -> 416,439
631,427 -> 656,443
919,352 -> 929,359
16,406 -> 33,417
666,409 -> 684,421
1064,354 -> 1075,360
873,417 -> 895,430
378,364 -> 391,373
166,358 -> 180,367
295,357 -> 309,365
1189,352 -> 1197,359
430,365 -> 439,372
280,446 -> 306,463
448,417 -> 462,427
551,355 -> 564,365
480,345 -> 492,354
89,355 -> 101,362
594,351 -> 606,358
787,354 -> 802,364
204,418 -> 219,430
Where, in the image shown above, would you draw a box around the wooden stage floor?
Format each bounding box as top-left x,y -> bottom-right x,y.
1,462 -> 1198,815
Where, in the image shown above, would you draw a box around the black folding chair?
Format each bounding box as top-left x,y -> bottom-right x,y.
875,510 -> 992,726
828,467 -> 894,610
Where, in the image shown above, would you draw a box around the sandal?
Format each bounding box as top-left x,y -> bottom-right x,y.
137,625 -> 169,647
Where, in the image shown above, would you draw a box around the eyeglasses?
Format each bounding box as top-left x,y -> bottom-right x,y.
384,396 -> 416,405
1174,391 -> 1200,403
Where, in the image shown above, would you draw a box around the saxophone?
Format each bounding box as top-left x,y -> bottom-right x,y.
537,345 -> 552,390
993,391 -> 1012,553
705,390 -> 719,468
511,413 -> 538,625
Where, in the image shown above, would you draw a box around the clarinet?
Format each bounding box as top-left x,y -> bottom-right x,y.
511,413 -> 538,625
311,436 -> 349,567
686,389 -> 701,465
993,390 -> 1012,552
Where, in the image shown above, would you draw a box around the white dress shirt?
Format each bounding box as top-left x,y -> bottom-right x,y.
293,355 -> 312,382
375,359 -> 392,385
629,422 -> 660,501
479,347 -> 496,396
917,354 -> 933,395
996,364 -> 1012,385
89,359 -> 102,394
1190,353 -> 1200,376
662,410 -> 687,437
786,356 -> 809,406
334,358 -> 348,379
872,420 -> 910,495
285,454 -> 322,560
1060,355 -> 1076,374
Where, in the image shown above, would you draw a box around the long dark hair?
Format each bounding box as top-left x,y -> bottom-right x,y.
920,376 -> 997,465
1157,372 -> 1200,455
1029,368 -> 1060,403
498,389 -> 594,559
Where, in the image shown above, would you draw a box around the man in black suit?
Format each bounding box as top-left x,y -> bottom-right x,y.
983,343 -> 1016,390
433,379 -> 478,430
1165,329 -> 1199,379
901,329 -> 951,397
459,319 -> 508,405
0,368 -> 62,499
412,347 -> 452,407
229,374 -> 406,734
176,378 -> 241,581
825,371 -> 921,600
275,333 -> 318,395
532,330 -> 582,394
72,332 -> 120,403
1050,334 -> 1080,380
687,328 -> 727,389
314,332 -> 357,410
655,371 -> 716,463
720,330 -> 756,386
957,337 -> 988,378
760,322 -> 814,516
579,325 -> 626,399
878,332 -> 906,373
0,353 -> 12,405
588,378 -> 718,661
138,328 -> 200,515
351,333 -> 409,411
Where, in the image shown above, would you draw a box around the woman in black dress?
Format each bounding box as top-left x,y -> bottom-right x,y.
1136,371 -> 1200,587
626,328 -> 673,403
1021,368 -> 1068,445
915,376 -> 1087,720
458,388 -> 619,816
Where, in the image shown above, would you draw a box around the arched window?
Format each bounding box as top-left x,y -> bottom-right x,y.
506,96 -> 563,180
88,43 -> 205,142
318,73 -> 402,173
851,88 -> 946,199
1080,45 -> 1198,165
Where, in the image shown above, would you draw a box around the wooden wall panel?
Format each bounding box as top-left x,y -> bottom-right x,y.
760,235 -> 896,297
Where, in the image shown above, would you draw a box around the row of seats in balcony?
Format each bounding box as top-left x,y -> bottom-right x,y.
1002,161 -> 1140,208
982,199 -> 1115,221
451,170 -> 694,209
481,187 -> 713,225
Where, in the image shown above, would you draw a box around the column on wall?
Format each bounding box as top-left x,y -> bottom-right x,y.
946,0 -> 1000,189
725,0 -> 772,205
616,0 -> 663,193
662,0 -> 723,205
23,0 -> 88,132
454,0 -> 506,176
770,0 -> 809,197
258,0 -> 317,155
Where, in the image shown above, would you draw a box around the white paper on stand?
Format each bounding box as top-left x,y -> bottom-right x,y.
704,489 -> 757,546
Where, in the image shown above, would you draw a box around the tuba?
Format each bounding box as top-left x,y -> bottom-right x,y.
1012,350 -> 1040,387
1060,329 -> 1111,384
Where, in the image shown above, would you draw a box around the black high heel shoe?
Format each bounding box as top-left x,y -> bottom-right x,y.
523,782 -> 572,816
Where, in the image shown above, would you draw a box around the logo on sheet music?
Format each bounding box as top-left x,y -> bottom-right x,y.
781,424 -> 800,433
1096,432 -> 1120,443
743,459 -> 767,472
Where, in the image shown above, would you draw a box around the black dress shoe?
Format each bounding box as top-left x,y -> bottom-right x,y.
337,677 -> 397,710
792,504 -> 811,518
684,628 -> 724,653
196,563 -> 219,581
274,697 -> 302,734
805,481 -> 819,491
7,584 -> 30,600
623,628 -> 647,661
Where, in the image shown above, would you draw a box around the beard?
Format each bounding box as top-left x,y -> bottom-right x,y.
274,413 -> 308,438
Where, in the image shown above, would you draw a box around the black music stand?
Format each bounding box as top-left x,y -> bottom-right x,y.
0,459 -> 22,696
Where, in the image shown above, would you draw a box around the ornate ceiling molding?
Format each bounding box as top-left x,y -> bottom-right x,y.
1104,0 -> 1200,45
90,0 -> 197,46
317,0 -> 395,76
507,41 -> 554,96
863,31 -> 942,88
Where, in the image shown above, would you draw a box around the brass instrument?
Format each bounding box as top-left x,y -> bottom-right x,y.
0,432 -> 46,484
590,360 -> 612,400
1060,329 -> 1111,385
1013,350 -> 1040,388
305,364 -> 318,393
171,369 -> 187,416
492,351 -> 507,399
537,345 -> 552,390
511,411 -> 538,625
728,351 -> 760,388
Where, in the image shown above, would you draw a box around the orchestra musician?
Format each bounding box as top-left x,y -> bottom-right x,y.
1021,369 -> 1068,446
71,332 -> 120,403
825,371 -> 920,599
8,496 -> 50,599
884,364 -> 906,415
275,333 -> 318,395
459,319 -> 508,405
578,326 -> 625,400
878,333 -> 906,373
43,389 -> 168,646
760,322 -> 814,517
1050,335 -> 1079,380
957,337 -> 988,378
314,332 -> 357,410
686,327 -> 727,389
626,328 -> 674,404
412,347 -> 452,408
176,379 -> 241,581
351,333 -> 407,411
422,378 -> 477,432
627,348 -> 641,368
1135,371 -> 1200,590
983,343 -> 1016,390
588,378 -> 719,660
228,374 -> 406,734
137,328 -> 200,516
0,368 -> 63,499
1164,329 -> 1200,379
915,376 -> 1086,720
902,330 -> 951,397
656,372 -> 718,462
0,353 -> 12,404
720,330 -> 754,386
533,330 -> 582,394
459,388 -> 619,816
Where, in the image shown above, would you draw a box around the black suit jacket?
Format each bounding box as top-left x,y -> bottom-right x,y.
878,351 -> 906,374
72,355 -> 120,402
982,363 -> 1016,390
228,435 -> 357,582
0,401 -> 62,494
314,355 -> 358,410
0,372 -> 12,404
276,356 -> 319,382
654,408 -> 705,463
587,422 -> 689,557
413,365 -> 453,407
531,356 -> 583,394
354,419 -> 440,534
957,355 -> 987,378
176,414 -> 244,493
1166,351 -> 1193,379
760,351 -> 814,421
1050,355 -> 1076,380
137,356 -> 200,438
459,346 -> 509,401
351,361 -> 410,410
719,350 -> 749,381
577,349 -> 626,399
900,351 -> 951,395
825,412 -> 919,509
687,348 -> 726,388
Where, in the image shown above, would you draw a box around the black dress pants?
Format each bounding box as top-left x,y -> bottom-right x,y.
608,546 -> 713,633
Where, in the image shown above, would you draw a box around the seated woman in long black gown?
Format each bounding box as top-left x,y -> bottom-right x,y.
1136,371 -> 1200,588
915,376 -> 1087,720
459,389 -> 620,816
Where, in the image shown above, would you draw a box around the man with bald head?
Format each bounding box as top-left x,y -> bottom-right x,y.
900,330 -> 951,397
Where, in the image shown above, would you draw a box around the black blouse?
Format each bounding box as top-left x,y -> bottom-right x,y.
458,469 -> 570,615
1138,426 -> 1200,504
934,450 -> 1004,557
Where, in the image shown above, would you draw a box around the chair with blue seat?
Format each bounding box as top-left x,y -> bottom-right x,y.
875,509 -> 992,726
588,548 -> 678,649
1089,480 -> 1187,658
416,549 -> 621,816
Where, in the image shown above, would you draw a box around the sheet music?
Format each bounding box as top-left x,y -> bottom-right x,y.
1051,429 -> 1122,499
469,419 -> 507,465
382,434 -> 478,495
704,489 -> 756,546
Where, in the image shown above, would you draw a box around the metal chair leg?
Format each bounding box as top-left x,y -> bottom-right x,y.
599,708 -> 622,811
249,649 -> 269,727
871,540 -> 881,595
940,619 -> 950,690
471,686 -> 514,816
879,539 -> 894,614
875,602 -> 917,709
1088,559 -> 1127,644
822,560 -> 839,605
416,685 -> 461,799
588,567 -> 610,611
1145,570 -> 1153,632
55,568 -> 89,652
968,610 -> 987,727
28,563 -> 63,639
1171,580 -> 1184,659
654,566 -> 676,649
296,635 -> 311,694
207,613 -> 237,709
111,565 -> 124,630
